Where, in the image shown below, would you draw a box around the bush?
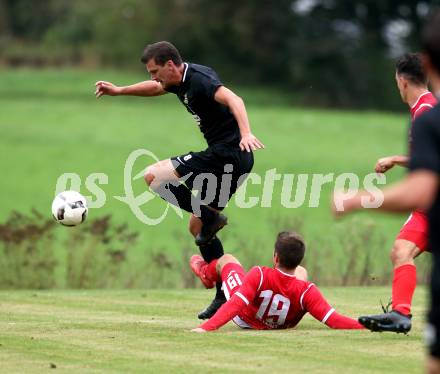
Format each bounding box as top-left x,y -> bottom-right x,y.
0,211 -> 138,289
0,210 -> 57,288
64,215 -> 137,288
0,210 -> 431,289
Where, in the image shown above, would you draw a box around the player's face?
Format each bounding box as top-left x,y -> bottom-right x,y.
395,72 -> 407,102
146,59 -> 177,89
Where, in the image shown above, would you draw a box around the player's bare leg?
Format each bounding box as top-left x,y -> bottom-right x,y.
189,214 -> 203,237
359,239 -> 420,333
216,254 -> 241,272
144,159 -> 180,187
391,239 -> 421,267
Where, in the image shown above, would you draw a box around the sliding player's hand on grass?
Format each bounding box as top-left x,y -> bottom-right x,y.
375,156 -> 395,173
190,328 -> 207,333
95,81 -> 121,98
239,133 -> 264,152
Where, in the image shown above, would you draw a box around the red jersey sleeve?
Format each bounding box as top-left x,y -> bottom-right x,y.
302,285 -> 363,329
233,266 -> 262,304
412,92 -> 437,120
200,296 -> 245,331
200,267 -> 262,331
326,311 -> 364,329
414,104 -> 434,119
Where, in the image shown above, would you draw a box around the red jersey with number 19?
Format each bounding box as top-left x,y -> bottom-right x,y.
200,263 -> 362,331
224,266 -> 336,330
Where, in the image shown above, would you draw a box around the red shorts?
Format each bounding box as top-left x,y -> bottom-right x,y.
221,263 -> 251,329
396,210 -> 429,251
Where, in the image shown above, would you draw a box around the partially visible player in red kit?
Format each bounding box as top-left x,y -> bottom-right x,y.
360,53 -> 437,333
189,231 -> 363,332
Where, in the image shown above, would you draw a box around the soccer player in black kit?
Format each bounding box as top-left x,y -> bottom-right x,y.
95,41 -> 264,319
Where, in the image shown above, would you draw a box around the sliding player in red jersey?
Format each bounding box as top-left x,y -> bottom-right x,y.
359,53 -> 437,333
189,231 -> 363,332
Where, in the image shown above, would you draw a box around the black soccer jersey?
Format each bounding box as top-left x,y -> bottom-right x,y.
165,63 -> 241,147
409,102 -> 440,251
410,100 -> 440,358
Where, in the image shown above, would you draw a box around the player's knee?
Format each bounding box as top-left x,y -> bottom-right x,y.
145,160 -> 178,189
188,221 -> 197,237
217,254 -> 239,272
189,215 -> 202,237
390,241 -> 413,265
144,165 -> 156,187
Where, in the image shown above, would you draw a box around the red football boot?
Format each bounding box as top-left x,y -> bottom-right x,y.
190,255 -> 215,289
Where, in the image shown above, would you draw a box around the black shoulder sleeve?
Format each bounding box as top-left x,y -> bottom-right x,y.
409,114 -> 440,174
192,71 -> 223,100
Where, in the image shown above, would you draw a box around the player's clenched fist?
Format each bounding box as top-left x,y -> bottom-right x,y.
95,81 -> 121,98
374,156 -> 395,173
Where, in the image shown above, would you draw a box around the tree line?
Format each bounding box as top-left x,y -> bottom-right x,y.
0,0 -> 437,109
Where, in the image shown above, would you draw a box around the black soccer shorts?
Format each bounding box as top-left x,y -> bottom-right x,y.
171,143 -> 254,210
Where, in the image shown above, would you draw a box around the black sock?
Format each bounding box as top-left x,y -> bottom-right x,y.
198,236 -> 224,262
156,183 -> 216,220
215,281 -> 226,301
199,237 -> 226,301
155,182 -> 194,214
200,205 -> 217,224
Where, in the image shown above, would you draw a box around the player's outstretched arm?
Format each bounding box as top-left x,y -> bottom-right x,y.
191,295 -> 245,332
375,155 -> 409,173
214,86 -> 264,152
303,285 -> 364,329
332,170 -> 438,217
324,311 -> 364,329
191,266 -> 261,332
95,80 -> 166,98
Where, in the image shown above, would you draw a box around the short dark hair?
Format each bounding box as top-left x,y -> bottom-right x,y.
274,231 -> 305,269
395,53 -> 428,86
422,9 -> 440,73
140,41 -> 183,66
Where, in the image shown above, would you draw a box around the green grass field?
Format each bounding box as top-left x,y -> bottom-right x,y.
0,69 -> 432,372
0,68 -> 425,287
0,287 -> 428,373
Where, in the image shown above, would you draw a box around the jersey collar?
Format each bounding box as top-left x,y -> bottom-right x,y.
411,91 -> 431,109
182,63 -> 189,83
276,268 -> 296,278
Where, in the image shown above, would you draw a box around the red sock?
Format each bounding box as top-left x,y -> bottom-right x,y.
205,259 -> 220,283
392,264 -> 416,315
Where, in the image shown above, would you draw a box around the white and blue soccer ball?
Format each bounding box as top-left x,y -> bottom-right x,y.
51,190 -> 88,226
